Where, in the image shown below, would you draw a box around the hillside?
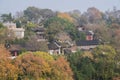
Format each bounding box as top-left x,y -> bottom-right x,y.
0,6 -> 120,80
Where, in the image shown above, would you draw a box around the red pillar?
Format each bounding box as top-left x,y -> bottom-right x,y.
14,51 -> 17,56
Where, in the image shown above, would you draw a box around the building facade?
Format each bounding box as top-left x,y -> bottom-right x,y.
3,22 -> 25,39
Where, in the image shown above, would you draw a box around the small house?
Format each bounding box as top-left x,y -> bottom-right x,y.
76,40 -> 99,50
7,44 -> 22,56
85,31 -> 94,41
3,22 -> 16,29
32,27 -> 46,41
13,28 -> 25,39
3,22 -> 25,39
48,42 -> 61,55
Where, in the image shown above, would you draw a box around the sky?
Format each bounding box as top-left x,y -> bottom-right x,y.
0,0 -> 120,15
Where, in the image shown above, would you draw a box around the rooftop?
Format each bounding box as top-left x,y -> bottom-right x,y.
76,40 -> 99,46
32,27 -> 45,32
48,42 -> 60,50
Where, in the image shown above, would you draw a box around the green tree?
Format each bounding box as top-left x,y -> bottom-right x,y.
1,13 -> 13,22
92,45 -> 117,80
67,51 -> 82,80
51,56 -> 73,80
25,35 -> 48,52
67,45 -> 118,80
44,17 -> 78,41
0,26 -> 15,44
24,7 -> 56,24
24,7 -> 41,22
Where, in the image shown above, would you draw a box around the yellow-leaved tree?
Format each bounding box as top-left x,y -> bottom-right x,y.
50,56 -> 73,80
0,45 -> 19,80
57,12 -> 74,22
14,51 -> 73,80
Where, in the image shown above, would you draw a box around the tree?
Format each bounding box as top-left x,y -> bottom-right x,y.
45,17 -> 64,41
0,24 -> 7,43
14,51 -> 73,80
25,35 -> 48,52
0,45 -> 19,80
0,26 -> 15,44
86,23 -> 111,42
67,45 -> 118,80
24,7 -> 56,24
57,12 -> 74,22
69,10 -> 81,25
24,7 -> 41,22
87,7 -> 102,23
51,56 -> 73,80
92,45 -> 116,61
78,57 -> 95,80
67,51 -> 82,80
67,51 -> 95,80
1,13 -> 13,22
79,14 -> 88,25
15,52 -> 51,80
26,22 -> 37,29
40,9 -> 56,20
0,59 -> 19,80
0,45 -> 10,58
0,23 -> 4,28
92,45 -> 117,80
44,17 -> 76,41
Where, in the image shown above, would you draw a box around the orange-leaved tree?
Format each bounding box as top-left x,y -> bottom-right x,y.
50,56 -> 73,80
14,51 -> 73,80
57,12 -> 74,22
14,52 -> 52,80
0,45 -> 19,80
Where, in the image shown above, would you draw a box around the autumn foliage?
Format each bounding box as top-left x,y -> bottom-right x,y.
13,52 -> 73,80
57,12 -> 74,22
0,45 -> 19,80
50,56 -> 73,80
0,45 -> 10,58
0,50 -> 73,80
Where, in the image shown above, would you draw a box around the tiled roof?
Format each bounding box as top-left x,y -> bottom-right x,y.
76,40 -> 99,46
85,31 -> 94,35
8,44 -> 38,51
48,42 -> 60,50
32,27 -> 45,32
8,45 -> 23,51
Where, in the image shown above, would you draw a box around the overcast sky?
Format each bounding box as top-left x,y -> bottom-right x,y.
0,0 -> 120,15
